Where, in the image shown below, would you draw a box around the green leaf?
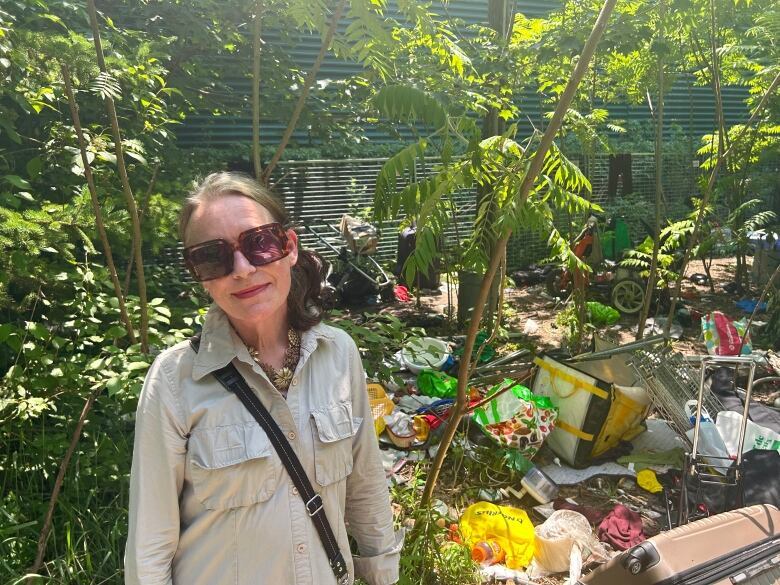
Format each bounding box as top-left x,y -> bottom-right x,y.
0,323 -> 15,343
372,86 -> 447,130
105,325 -> 128,338
105,377 -> 123,395
153,305 -> 171,318
25,322 -> 49,340
4,175 -> 31,189
26,157 -> 43,179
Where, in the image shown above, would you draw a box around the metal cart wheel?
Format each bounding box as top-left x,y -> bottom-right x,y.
611,279 -> 645,314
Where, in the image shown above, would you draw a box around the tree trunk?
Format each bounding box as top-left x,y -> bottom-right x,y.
261,0 -> 347,185
124,166 -> 159,298
420,0 -> 620,508
27,388 -> 101,577
61,64 -> 136,345
637,0 -> 665,340
252,0 -> 263,180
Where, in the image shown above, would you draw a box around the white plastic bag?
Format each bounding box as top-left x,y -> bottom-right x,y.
716,411 -> 780,457
528,510 -> 610,584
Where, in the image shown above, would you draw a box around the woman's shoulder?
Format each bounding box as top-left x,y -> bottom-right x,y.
310,322 -> 357,350
146,339 -> 197,388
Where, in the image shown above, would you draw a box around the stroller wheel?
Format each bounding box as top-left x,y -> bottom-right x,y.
321,284 -> 339,310
611,279 -> 645,314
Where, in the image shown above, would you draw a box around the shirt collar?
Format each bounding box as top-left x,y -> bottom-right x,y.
191,304 -> 335,381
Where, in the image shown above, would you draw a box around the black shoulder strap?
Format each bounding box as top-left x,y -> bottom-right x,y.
189,335 -> 349,584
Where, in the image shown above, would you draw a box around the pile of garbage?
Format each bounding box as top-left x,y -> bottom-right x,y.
372,330 -> 780,583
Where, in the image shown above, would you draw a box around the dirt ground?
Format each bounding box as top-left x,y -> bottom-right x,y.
385,256 -> 779,405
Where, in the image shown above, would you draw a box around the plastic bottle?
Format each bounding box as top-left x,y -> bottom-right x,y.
471,540 -> 505,566
684,400 -> 731,473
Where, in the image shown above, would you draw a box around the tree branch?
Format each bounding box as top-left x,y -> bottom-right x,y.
28,388 -> 101,576
260,0 -> 347,185
61,64 -> 136,345
420,0 -> 619,508
637,0 -> 665,339
124,165 -> 159,298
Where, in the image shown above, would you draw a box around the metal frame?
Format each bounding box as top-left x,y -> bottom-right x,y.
301,218 -> 392,298
677,355 -> 756,526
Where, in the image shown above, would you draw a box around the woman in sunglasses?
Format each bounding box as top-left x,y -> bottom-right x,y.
125,172 -> 402,585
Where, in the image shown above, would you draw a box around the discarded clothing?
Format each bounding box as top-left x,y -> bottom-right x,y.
597,504 -> 645,551
617,447 -> 686,471
735,299 -> 767,313
393,284 -> 412,302
553,499 -> 608,526
637,469 -> 663,494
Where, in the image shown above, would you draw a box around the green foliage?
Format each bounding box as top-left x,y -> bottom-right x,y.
391,465 -> 480,585
621,219 -> 694,286
0,260 -> 197,581
326,311 -> 424,385
373,84 -> 596,284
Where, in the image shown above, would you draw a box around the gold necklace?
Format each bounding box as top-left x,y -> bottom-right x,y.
248,329 -> 301,392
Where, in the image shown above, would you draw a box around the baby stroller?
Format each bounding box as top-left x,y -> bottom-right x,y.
302,215 -> 394,307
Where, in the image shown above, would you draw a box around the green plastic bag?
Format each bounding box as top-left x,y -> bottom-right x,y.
587,301 -> 620,326
472,380 -> 558,460
417,370 -> 458,398
453,331 -> 495,363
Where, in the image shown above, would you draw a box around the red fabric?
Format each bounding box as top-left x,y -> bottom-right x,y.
394,285 -> 412,302
421,399 -> 480,430
597,504 -> 646,551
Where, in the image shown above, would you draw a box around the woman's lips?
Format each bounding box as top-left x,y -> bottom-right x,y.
232,283 -> 269,299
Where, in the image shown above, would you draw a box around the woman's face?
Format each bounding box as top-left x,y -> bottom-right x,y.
185,194 -> 298,329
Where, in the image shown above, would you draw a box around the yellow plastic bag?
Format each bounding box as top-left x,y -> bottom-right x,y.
459,502 -> 536,569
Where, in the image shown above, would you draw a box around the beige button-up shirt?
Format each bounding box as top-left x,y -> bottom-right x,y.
125,305 -> 402,585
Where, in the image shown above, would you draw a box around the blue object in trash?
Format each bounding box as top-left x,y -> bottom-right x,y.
735,299 -> 767,313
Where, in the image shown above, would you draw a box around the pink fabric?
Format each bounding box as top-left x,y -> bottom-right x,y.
597,504 -> 646,551
713,311 -> 740,355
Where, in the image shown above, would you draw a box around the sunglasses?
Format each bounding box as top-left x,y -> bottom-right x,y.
183,223 -> 291,281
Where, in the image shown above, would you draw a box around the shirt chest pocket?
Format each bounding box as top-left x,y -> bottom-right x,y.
310,401 -> 361,487
187,422 -> 281,510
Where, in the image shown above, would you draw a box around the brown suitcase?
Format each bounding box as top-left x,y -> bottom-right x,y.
580,504 -> 780,585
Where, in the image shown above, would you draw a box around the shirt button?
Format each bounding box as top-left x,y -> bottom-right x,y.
292,486 -> 299,496
297,543 -> 307,554
292,378 -> 299,386
288,431 -> 296,441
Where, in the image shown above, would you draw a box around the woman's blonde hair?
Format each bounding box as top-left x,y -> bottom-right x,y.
179,172 -> 326,331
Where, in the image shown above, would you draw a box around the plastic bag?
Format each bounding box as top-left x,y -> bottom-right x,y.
716,410 -> 780,456
453,330 -> 495,363
702,311 -> 751,355
528,510 -> 610,584
459,501 -> 536,569
587,301 -> 620,326
472,380 -> 558,460
417,370 -> 458,398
